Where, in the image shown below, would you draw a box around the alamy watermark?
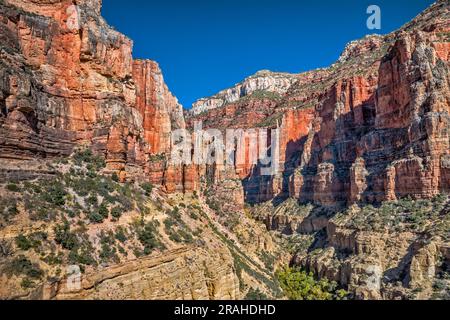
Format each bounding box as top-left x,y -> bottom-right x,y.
66,4 -> 81,31
367,5 -> 381,30
170,122 -> 280,176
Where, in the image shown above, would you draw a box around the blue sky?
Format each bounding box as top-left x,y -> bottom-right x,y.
102,0 -> 435,108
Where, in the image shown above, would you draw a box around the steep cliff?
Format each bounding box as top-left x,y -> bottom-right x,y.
0,0 -> 189,192
183,0 -> 450,300
187,0 -> 450,206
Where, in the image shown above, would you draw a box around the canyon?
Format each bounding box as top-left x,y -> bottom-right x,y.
0,0 -> 449,300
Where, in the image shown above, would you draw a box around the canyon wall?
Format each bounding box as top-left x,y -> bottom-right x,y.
187,0 -> 450,206
0,0 -> 449,205
0,0 -> 192,191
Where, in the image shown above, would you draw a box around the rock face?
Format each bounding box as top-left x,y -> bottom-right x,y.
187,0 -> 450,206
0,0 -> 449,302
2,0 -> 448,204
49,247 -> 240,300
190,70 -> 298,116
132,60 -> 185,156
0,0 -> 186,190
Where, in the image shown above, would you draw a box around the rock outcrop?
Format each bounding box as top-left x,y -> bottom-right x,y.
0,0 -> 188,191
190,70 -> 298,116
49,246 -> 240,300
187,0 -> 450,206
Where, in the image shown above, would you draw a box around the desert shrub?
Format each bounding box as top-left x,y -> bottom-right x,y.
164,216 -> 194,244
86,194 -> 98,207
23,182 -> 42,194
164,218 -> 176,229
73,149 -> 106,170
141,182 -> 153,196
88,212 -> 104,224
136,221 -> 163,255
336,195 -> 449,235
259,251 -> 276,271
15,232 -> 47,252
6,183 -> 20,193
167,207 -> 181,220
111,206 -> 123,219
54,222 -> 78,250
169,233 -> 182,243
15,235 -> 33,251
276,267 -> 347,300
115,227 -> 128,243
0,239 -> 13,257
98,203 -> 109,219
68,246 -> 96,267
21,278 -> 35,289
0,198 -> 19,223
5,255 -> 43,279
42,252 -> 64,266
189,211 -> 199,220
43,182 -> 67,207
111,172 -> 119,182
245,288 -> 269,300
98,231 -> 119,263
115,193 -> 133,212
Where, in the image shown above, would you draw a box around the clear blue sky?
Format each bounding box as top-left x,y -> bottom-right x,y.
101,0 -> 435,108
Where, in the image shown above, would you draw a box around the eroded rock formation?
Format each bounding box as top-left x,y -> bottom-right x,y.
187,0 -> 450,206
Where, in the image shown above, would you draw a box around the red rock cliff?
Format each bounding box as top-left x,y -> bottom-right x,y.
0,0 -> 190,190
187,0 -> 450,205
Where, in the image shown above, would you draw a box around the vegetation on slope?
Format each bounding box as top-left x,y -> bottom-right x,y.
277,267 -> 348,300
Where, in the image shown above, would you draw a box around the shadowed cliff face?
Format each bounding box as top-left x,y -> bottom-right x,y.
187,0 -> 450,207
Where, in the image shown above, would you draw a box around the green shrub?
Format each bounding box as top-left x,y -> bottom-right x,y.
189,211 -> 199,220
169,233 -> 183,243
137,221 -> 163,255
43,182 -> 67,207
88,212 -> 104,224
98,231 -> 119,263
259,251 -> 276,271
42,253 -> 63,266
98,203 -> 109,219
5,255 -> 43,279
86,194 -> 98,207
0,198 -> 19,224
111,173 -> 120,183
115,227 -> 128,243
111,206 -> 123,219
15,235 -> 33,251
73,149 -> 106,170
6,183 -> 20,193
245,288 -> 269,300
141,182 -> 153,196
54,222 -> 78,250
276,267 -> 347,300
68,247 -> 96,266
21,278 -> 35,289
